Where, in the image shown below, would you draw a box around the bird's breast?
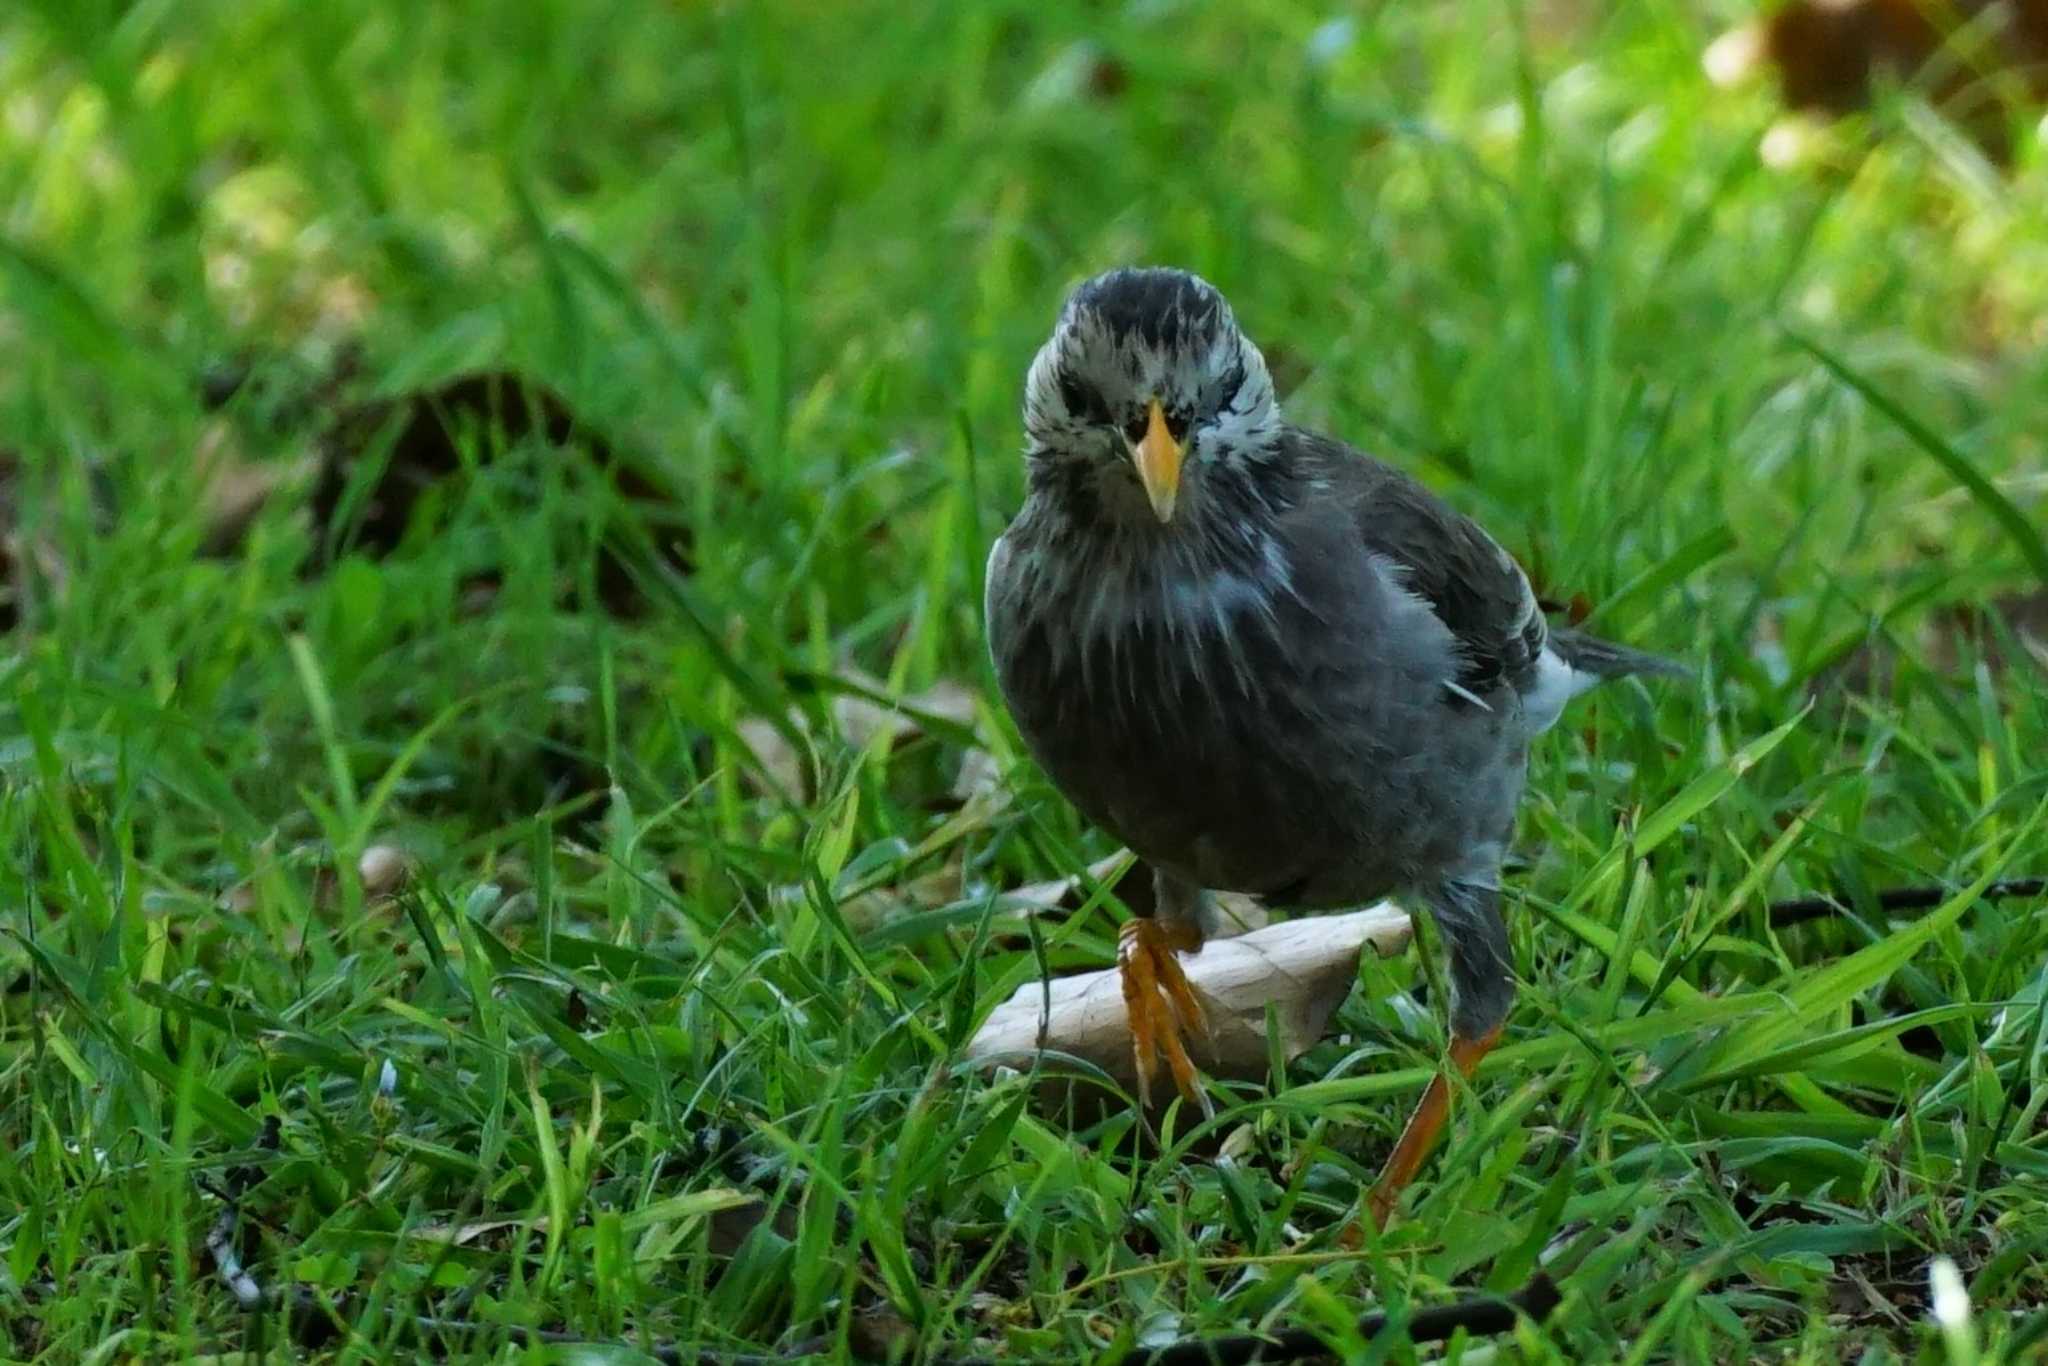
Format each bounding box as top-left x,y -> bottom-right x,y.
993,539 -> 1349,883
996,528 -> 1304,710
990,524 -> 1523,899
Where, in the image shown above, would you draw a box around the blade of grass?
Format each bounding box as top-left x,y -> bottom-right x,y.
1788,329 -> 2048,587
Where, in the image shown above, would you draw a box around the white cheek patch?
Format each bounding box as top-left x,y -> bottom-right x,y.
1197,342 -> 1278,456
1206,393 -> 1275,454
1022,343 -> 1071,434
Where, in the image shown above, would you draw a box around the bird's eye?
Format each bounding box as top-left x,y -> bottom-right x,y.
1164,410 -> 1190,442
1057,372 -> 1108,425
1122,412 -> 1148,444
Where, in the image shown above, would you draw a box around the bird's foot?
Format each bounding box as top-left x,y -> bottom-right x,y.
1361,1025 -> 1503,1231
1117,916 -> 1213,1119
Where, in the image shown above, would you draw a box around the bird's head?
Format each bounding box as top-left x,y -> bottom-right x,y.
1022,267 -> 1280,525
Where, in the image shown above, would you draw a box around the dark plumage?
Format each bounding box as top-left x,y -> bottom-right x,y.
986,267 -> 1685,1223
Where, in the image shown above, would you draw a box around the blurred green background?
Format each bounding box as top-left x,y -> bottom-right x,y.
3,1 -> 2047,1360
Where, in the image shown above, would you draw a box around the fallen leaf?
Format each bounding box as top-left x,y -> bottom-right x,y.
964,903 -> 1414,1097
198,356 -> 695,617
405,1217 -> 543,1247
357,844 -> 409,897
0,449 -> 111,634
310,370 -> 694,616
736,715 -> 808,797
734,671 -> 988,801
1706,0 -> 2048,162
1808,589 -> 2048,696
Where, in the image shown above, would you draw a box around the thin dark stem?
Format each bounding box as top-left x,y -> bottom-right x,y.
1120,1273 -> 1562,1366
1768,878 -> 2045,928
210,1135 -> 1559,1366
203,1117 -> 283,1312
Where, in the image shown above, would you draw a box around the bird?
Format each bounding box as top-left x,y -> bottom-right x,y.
984,267 -> 1687,1226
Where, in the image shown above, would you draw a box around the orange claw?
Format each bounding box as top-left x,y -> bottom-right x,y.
1117,917 -> 1212,1118
1364,1025 -> 1503,1229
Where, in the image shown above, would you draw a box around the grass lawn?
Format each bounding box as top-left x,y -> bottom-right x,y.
5,1 -> 2048,1360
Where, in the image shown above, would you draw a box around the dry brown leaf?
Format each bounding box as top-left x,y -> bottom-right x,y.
950,744 -> 1003,805
405,1217 -> 538,1247
0,450 -> 90,633
736,715 -> 807,797
192,418 -> 320,556
735,671 -> 990,801
836,854 -> 968,935
1807,589 -> 2048,697
997,852 -> 1137,915
1705,0 -> 2048,163
358,844 -> 409,897
965,903 -> 1413,1096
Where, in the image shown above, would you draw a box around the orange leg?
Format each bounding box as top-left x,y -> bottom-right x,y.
1118,917 -> 1211,1117
1365,1026 -> 1502,1229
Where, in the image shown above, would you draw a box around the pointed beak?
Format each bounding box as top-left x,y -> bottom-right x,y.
1131,398 -> 1182,523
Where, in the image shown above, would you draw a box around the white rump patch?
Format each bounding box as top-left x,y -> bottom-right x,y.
1522,647 -> 1596,734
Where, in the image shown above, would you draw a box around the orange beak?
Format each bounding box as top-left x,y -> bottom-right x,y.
1132,398 -> 1182,523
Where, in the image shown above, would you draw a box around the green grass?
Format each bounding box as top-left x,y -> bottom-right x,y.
4,1 -> 2048,1360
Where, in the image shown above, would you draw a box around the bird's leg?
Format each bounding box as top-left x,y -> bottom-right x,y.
1365,1026 -> 1501,1229
1365,875 -> 1514,1229
1117,869 -> 1214,1116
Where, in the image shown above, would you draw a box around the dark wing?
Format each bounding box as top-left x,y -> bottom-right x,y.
1291,428 -> 1546,696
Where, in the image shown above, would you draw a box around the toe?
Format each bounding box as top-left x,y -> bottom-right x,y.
1118,934 -> 1161,1108
1118,918 -> 1211,1116
1159,1012 -> 1213,1118
1153,943 -> 1209,1039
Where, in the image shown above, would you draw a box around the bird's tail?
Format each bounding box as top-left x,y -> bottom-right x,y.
1549,627 -> 1692,682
